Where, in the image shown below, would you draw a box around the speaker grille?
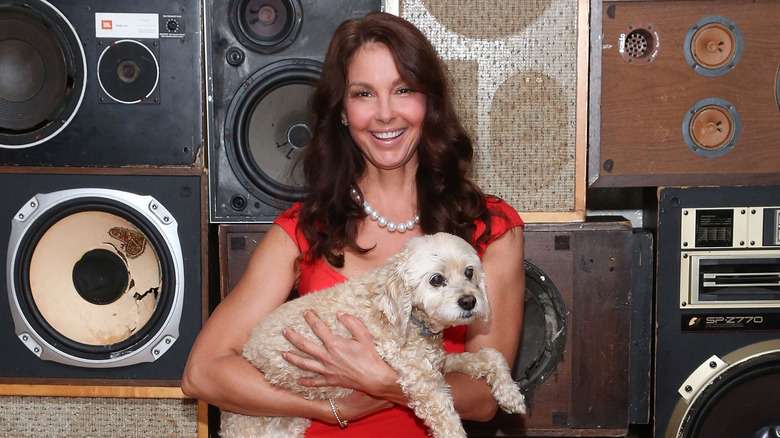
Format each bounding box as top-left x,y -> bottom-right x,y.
0,396 -> 199,437
401,0 -> 581,217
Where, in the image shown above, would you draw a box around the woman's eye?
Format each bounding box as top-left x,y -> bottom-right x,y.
429,274 -> 446,287
464,267 -> 473,280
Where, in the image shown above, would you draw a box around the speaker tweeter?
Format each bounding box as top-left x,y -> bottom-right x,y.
682,97 -> 740,158
684,15 -> 742,77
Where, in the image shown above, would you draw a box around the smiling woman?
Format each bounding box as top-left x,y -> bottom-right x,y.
182,11 -> 526,438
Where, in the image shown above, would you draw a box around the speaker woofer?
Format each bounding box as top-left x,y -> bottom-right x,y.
230,0 -> 302,54
7,189 -> 184,368
513,261 -> 567,400
668,341 -> 780,438
224,58 -> 318,209
0,0 -> 86,149
684,15 -> 743,77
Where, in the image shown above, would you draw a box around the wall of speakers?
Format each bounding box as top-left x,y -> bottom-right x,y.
206,0 -> 385,223
217,221 -> 640,436
656,185 -> 780,437
0,171 -> 204,382
399,0 -> 587,222
0,0 -> 204,167
590,0 -> 780,187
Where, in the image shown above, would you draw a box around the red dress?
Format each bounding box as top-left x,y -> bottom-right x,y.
273,197 -> 523,437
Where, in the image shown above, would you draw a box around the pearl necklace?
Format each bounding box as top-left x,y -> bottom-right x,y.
350,187 -> 420,233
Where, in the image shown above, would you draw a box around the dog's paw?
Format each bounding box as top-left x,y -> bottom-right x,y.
497,387 -> 527,415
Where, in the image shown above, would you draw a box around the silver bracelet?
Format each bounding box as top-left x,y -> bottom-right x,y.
328,398 -> 349,429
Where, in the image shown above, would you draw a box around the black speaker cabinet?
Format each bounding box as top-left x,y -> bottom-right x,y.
205,0 -> 385,223
656,186 -> 780,438
218,221 -> 639,436
0,0 -> 204,167
590,0 -> 780,187
0,170 -> 204,383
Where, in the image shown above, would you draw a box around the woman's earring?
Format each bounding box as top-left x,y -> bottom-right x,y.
341,118 -> 348,126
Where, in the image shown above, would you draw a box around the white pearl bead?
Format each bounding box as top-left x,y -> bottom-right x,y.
406,220 -> 416,230
397,223 -> 407,232
370,210 -> 379,220
364,203 -> 373,215
387,222 -> 397,232
377,217 -> 388,227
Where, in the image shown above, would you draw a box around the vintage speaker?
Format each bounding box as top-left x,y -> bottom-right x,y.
218,220 -> 637,436
590,0 -> 780,187
0,170 -> 205,382
205,0 -> 385,223
656,186 -> 780,438
399,0 -> 587,222
0,0 -> 204,167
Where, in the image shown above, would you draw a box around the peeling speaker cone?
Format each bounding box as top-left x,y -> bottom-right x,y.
28,210 -> 161,347
689,105 -> 733,150
0,3 -> 85,147
691,23 -> 736,69
233,0 -> 302,53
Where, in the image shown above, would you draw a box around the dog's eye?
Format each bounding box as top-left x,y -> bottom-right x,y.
429,274 -> 446,287
464,267 -> 473,280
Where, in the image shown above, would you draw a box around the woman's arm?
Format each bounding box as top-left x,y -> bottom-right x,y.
448,226 -> 525,421
181,225 -> 335,421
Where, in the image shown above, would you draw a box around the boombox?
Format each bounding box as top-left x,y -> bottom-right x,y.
0,0 -> 204,167
656,186 -> 780,437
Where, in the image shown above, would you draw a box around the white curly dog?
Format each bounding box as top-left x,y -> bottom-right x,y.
220,232 -> 526,438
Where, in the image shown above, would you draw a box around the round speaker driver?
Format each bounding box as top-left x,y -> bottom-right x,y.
97,39 -> 160,104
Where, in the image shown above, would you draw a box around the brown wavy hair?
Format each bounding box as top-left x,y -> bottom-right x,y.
297,11 -> 493,268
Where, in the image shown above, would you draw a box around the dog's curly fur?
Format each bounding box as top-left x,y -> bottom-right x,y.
220,232 -> 526,438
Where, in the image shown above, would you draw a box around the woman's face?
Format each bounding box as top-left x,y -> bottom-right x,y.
342,42 -> 426,172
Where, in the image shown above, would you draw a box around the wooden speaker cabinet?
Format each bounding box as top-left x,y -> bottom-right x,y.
218,221 -> 639,437
590,0 -> 780,187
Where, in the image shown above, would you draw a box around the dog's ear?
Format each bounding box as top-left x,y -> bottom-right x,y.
478,269 -> 491,322
376,251 -> 414,346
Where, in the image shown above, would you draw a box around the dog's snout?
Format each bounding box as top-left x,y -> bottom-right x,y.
458,295 -> 476,311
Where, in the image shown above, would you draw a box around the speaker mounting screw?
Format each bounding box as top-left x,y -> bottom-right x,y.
684,385 -> 692,393
709,361 -> 717,369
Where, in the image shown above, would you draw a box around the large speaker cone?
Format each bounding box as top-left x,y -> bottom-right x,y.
230,0 -> 302,54
513,261 -> 567,400
670,341 -> 780,438
7,189 -> 184,368
0,0 -> 86,148
224,58 -> 317,210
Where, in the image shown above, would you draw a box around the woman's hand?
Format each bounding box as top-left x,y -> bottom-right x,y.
281,310 -> 407,404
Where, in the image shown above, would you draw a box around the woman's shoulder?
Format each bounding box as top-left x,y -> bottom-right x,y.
472,196 -> 523,257
273,202 -> 309,252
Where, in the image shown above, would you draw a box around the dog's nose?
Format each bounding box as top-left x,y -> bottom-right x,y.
458,295 -> 476,311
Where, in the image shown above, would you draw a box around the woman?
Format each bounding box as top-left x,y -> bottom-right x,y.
182,11 -> 525,437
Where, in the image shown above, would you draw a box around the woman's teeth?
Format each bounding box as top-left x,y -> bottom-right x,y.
373,129 -> 404,140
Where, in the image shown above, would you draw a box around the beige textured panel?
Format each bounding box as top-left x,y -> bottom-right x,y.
402,0 -> 583,220
0,396 -> 199,438
420,0 -> 551,39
